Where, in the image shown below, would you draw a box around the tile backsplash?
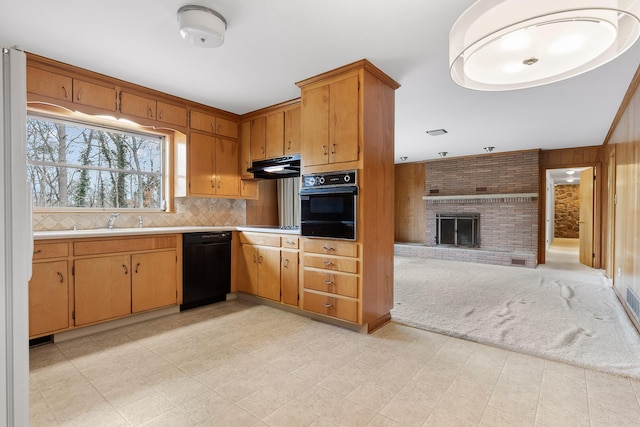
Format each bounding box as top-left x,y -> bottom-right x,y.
32,197 -> 246,231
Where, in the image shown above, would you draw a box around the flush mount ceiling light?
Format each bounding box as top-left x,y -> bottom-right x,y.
566,178 -> 575,182
449,0 -> 640,90
438,151 -> 448,158
399,156 -> 408,161
426,129 -> 448,136
484,146 -> 495,152
566,170 -> 576,175
177,5 -> 227,48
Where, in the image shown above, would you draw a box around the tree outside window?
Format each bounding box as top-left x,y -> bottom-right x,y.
27,115 -> 164,210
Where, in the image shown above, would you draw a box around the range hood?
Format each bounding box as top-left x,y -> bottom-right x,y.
247,154 -> 300,179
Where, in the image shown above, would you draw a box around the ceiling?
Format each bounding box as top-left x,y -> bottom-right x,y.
1,0 -> 639,163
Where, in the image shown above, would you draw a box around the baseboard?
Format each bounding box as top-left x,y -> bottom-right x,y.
613,286 -> 640,335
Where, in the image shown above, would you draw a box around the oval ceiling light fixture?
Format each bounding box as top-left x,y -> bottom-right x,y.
177,5 -> 227,48
449,0 -> 640,90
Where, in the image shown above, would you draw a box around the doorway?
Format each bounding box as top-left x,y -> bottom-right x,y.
545,167 -> 593,266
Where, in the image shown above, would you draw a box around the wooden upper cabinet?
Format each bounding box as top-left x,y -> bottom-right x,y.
265,111 -> 285,158
301,73 -> 359,167
301,85 -> 330,166
26,66 -> 73,102
239,120 -> 253,179
284,106 -> 301,155
215,137 -> 240,197
73,78 -> 117,111
120,92 -> 156,120
188,132 -> 215,196
157,101 -> 187,127
250,116 -> 266,161
190,110 -> 238,138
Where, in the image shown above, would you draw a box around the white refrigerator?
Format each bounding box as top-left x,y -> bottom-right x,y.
0,47 -> 30,426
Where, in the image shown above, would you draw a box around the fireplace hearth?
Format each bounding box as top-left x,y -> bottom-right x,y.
436,213 -> 479,247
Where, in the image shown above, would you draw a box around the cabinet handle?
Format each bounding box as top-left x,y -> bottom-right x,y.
148,107 -> 153,118
260,146 -> 265,154
283,258 -> 289,268
210,179 -> 215,188
211,123 -> 216,133
322,246 -> 335,251
159,110 -> 164,120
287,140 -> 292,150
135,263 -> 140,274
321,145 -> 327,155
258,255 -> 263,264
217,124 -> 222,133
322,260 -> 334,266
62,85 -> 68,99
33,248 -> 42,254
217,181 -> 221,189
331,143 -> 336,154
323,280 -> 334,285
253,254 -> 257,264
122,264 -> 128,275
323,303 -> 334,308
57,272 -> 64,283
76,89 -> 83,101
286,240 -> 295,246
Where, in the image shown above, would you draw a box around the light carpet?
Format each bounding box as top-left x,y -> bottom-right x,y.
391,250 -> 640,379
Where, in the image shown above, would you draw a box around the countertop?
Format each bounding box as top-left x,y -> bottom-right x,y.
34,225 -> 301,240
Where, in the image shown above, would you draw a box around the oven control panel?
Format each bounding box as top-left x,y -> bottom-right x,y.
302,170 -> 357,188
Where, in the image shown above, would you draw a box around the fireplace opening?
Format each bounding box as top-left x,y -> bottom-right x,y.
436,213 -> 479,247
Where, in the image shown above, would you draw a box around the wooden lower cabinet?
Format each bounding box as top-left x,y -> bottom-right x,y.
301,238 -> 360,324
131,251 -> 177,313
29,260 -> 69,337
74,254 -> 131,326
237,232 -> 299,306
237,243 -> 281,301
281,249 -> 299,306
303,291 -> 358,323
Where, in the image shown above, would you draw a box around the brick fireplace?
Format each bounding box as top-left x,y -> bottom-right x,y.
395,150 -> 539,267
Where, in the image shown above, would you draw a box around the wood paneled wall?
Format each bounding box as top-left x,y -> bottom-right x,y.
394,163 -> 425,243
603,64 -> 640,330
538,145 -> 602,265
245,180 -> 278,225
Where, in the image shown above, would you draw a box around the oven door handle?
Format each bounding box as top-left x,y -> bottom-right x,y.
299,186 -> 358,196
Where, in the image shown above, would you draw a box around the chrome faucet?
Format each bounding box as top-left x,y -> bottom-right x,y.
107,213 -> 119,229
138,215 -> 143,228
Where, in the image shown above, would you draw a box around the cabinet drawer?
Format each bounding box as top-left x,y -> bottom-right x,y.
303,291 -> 357,323
33,242 -> 69,260
304,269 -> 357,298
303,255 -> 358,274
239,232 -> 281,247
281,236 -> 299,249
303,238 -> 358,257
74,237 -> 155,256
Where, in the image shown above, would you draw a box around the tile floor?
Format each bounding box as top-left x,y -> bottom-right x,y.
30,300 -> 640,427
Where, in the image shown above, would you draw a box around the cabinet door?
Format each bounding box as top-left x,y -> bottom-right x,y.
250,117 -> 266,161
74,255 -> 131,326
215,117 -> 239,139
239,120 -> 253,179
257,246 -> 281,301
131,251 -> 177,313
188,132 -> 215,196
329,74 -> 359,164
241,179 -> 258,199
215,137 -> 240,196
281,249 -> 299,306
301,85 -> 329,166
73,79 -> 117,111
265,111 -> 284,158
190,110 -> 217,134
237,244 -> 258,295
284,106 -> 301,155
27,66 -> 72,102
120,92 -> 156,120
157,101 -> 187,127
29,260 -> 69,337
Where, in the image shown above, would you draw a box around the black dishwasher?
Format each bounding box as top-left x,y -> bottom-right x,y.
181,232 -> 232,311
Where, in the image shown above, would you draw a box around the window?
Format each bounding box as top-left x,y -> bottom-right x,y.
27,115 -> 165,210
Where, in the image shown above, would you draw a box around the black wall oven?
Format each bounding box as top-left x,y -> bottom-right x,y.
300,170 -> 357,240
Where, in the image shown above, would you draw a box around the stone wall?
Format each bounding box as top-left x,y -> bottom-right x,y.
554,184 -> 580,238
